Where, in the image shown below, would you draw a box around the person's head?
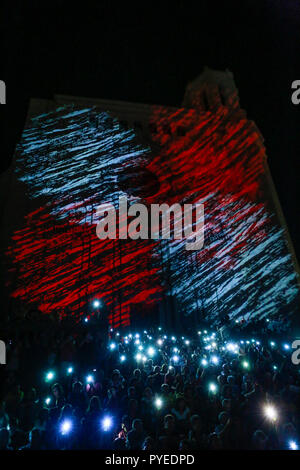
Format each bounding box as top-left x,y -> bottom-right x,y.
154,366 -> 160,374
222,398 -> 232,413
252,430 -> 267,450
128,386 -> 136,399
161,364 -> 168,374
143,387 -> 153,399
132,418 -> 143,434
218,411 -> 229,426
52,383 -> 64,400
282,422 -> 297,439
143,436 -> 155,451
190,414 -> 202,431
88,395 -> 101,413
164,414 -> 175,431
146,359 -> 153,369
133,369 -> 141,380
217,375 -> 226,386
72,381 -> 83,394
112,371 -> 121,385
0,428 -> 10,449
121,415 -> 130,431
161,384 -> 169,395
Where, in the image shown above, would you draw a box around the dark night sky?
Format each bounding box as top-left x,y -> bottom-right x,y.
1,0 -> 299,257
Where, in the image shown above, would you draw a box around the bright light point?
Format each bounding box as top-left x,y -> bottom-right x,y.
289,440 -> 298,450
204,330 -> 207,334
157,339 -> 163,346
46,371 -> 55,381
211,356 -> 219,365
242,361 -> 249,369
67,367 -> 73,374
226,343 -> 237,352
135,353 -> 142,361
212,342 -> 217,348
138,345 -> 143,351
60,419 -> 72,435
101,416 -> 113,432
273,365 -> 278,370
86,375 -> 94,384
185,340 -> 190,345
134,339 -> 140,345
172,355 -> 179,363
198,331 -> 201,335
209,383 -> 217,393
120,355 -> 126,362
109,343 -> 116,350
155,397 -> 163,409
264,405 -> 278,422
201,358 -> 208,366
147,347 -> 155,357
283,344 -> 290,350
270,341 -> 275,347
171,336 -> 176,341
45,397 -> 51,405
135,334 -> 140,338
93,300 -> 100,308
84,317 -> 89,323
158,327 -> 162,331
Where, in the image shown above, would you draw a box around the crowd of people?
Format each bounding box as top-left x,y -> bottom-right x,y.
0,305 -> 299,451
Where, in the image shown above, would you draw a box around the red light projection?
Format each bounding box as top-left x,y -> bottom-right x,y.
5,101 -> 299,328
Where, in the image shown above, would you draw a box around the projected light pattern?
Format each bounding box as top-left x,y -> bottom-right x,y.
143,105 -> 299,323
6,102 -> 299,327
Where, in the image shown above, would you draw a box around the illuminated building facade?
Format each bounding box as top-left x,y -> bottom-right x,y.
1,68 -> 299,330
